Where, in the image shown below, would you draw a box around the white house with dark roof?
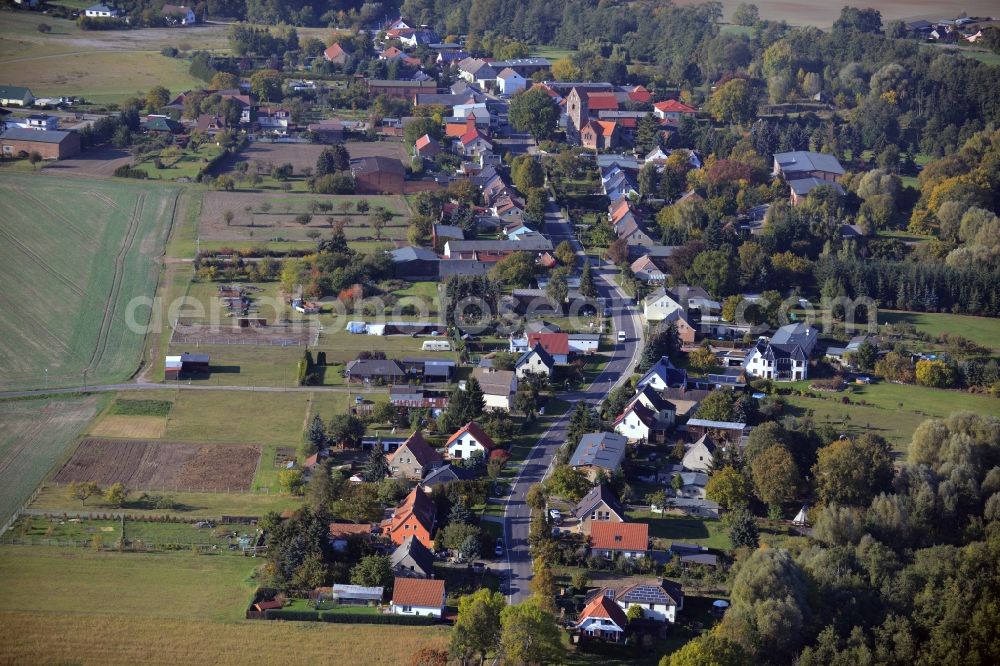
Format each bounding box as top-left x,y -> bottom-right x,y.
608,579 -> 684,623
742,322 -> 817,381
681,434 -> 715,474
496,68 -> 526,95
515,343 -> 555,379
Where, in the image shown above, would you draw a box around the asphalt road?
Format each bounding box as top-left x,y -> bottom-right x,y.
502,202 -> 644,603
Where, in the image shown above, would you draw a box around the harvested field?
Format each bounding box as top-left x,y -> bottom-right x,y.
198,190 -> 410,242
0,396 -> 103,526
89,416 -> 167,439
54,438 -> 260,492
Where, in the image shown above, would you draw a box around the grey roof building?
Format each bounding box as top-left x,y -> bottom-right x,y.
390,536 -> 435,579
570,432 -> 628,472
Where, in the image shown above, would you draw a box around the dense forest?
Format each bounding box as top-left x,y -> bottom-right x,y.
667,412 -> 1000,666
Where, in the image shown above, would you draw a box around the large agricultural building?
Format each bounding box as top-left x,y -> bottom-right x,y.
0,128 -> 81,160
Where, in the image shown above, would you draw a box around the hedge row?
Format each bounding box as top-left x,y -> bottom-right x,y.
263,609 -> 435,625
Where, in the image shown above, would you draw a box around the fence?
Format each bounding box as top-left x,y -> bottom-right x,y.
46,481 -> 266,495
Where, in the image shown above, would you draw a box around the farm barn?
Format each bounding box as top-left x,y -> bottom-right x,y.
164,352 -> 210,379
0,128 -> 80,160
351,156 -> 405,194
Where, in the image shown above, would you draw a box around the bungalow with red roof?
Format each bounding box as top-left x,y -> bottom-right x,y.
446,421 -> 496,460
527,332 -> 570,364
324,43 -> 348,65
388,431 -> 444,480
414,133 -> 440,158
589,522 -> 649,559
381,487 -> 436,548
391,577 -> 446,618
575,593 -> 629,642
653,99 -> 696,124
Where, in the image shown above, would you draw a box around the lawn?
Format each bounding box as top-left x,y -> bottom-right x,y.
784,381 -> 1000,453
133,143 -> 224,181
29,483 -> 302,519
628,510 -> 732,550
0,174 -> 180,390
5,515 -> 249,550
0,395 -> 105,526
873,310 -> 1000,352
164,390 -> 324,444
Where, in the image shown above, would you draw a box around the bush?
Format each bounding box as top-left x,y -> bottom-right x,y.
113,164 -> 148,179
161,46 -> 178,57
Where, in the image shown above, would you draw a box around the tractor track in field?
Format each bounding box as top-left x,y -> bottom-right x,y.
9,185 -> 98,247
0,226 -> 85,299
83,193 -> 144,377
89,191 -> 121,211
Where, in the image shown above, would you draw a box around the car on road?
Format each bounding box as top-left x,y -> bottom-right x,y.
495,538 -> 504,557
617,330 -> 627,342
548,509 -> 562,524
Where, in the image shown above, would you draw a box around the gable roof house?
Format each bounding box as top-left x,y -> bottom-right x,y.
575,593 -> 630,642
681,433 -> 716,474
636,357 -> 689,392
160,4 -> 197,24
772,150 -> 844,182
345,358 -> 406,384
391,577 -> 446,617
1,128 -> 81,160
390,246 -> 440,281
381,487 -> 437,548
420,463 -> 475,490
570,432 -> 628,480
445,421 -> 496,460
414,133 -> 440,158
614,391 -> 676,443
85,4 -> 120,17
0,86 -> 34,107
387,431 -> 444,480
788,176 -> 846,206
574,484 -> 627,535
390,536 -> 435,579
653,99 -> 696,124
742,322 -> 818,381
610,579 -> 684,623
457,58 -> 498,88
630,255 -> 667,284
590,522 -> 649,559
471,367 -> 518,411
496,67 -> 527,96
526,332 -> 570,364
323,43 -> 348,64
515,343 -> 555,379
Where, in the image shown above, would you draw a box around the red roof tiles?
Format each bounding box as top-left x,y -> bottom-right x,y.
392,577 -> 445,608
591,522 -> 649,551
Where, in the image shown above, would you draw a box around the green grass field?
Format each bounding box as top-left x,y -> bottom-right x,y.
0,395 -> 105,526
0,174 -> 179,390
785,381 -> 1000,453
0,545 -> 450,664
30,483 -> 301,519
628,510 -> 732,550
874,310 -> 1000,352
164,390 -> 323,444
0,13 -> 227,102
